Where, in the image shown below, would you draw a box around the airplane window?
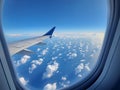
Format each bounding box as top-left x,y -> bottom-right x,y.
2,0 -> 108,90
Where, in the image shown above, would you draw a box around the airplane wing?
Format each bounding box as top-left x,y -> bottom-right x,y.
8,27 -> 55,56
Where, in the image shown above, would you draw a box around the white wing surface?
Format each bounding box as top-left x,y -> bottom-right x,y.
8,27 -> 55,56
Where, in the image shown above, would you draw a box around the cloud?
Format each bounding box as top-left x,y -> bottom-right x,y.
7,34 -> 23,37
29,58 -> 43,73
52,56 -> 58,61
75,63 -> 84,74
29,64 -> 37,73
80,59 -> 85,62
59,81 -> 70,88
7,32 -> 44,37
58,53 -> 62,56
19,77 -> 28,86
15,55 -> 31,66
53,44 -> 59,49
60,83 -> 68,88
61,46 -> 65,49
78,74 -> 82,78
79,42 -> 84,48
75,63 -> 91,77
85,63 -> 91,71
61,76 -> 67,81
21,55 -> 31,64
42,48 -> 48,56
71,53 -> 77,57
31,58 -> 43,65
67,52 -> 77,59
43,83 -> 57,90
37,48 -> 41,52
81,53 -> 85,58
43,61 -> 59,79
90,54 -> 93,58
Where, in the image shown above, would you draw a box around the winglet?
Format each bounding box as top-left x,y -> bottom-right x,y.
43,26 -> 56,38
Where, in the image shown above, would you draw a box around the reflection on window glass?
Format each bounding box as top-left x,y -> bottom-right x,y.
2,0 -> 107,90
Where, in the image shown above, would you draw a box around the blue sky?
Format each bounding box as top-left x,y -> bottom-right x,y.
2,0 -> 108,34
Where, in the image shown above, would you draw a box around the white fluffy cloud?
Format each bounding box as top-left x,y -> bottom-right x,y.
43,61 -> 59,79
59,81 -> 70,88
52,56 -> 58,61
80,59 -> 85,62
61,76 -> 67,81
78,74 -> 82,78
15,55 -> 31,66
75,63 -> 84,74
29,64 -> 37,73
67,52 -> 77,59
37,48 -> 41,52
19,77 -> 28,86
58,53 -> 62,56
71,53 -> 77,57
85,63 -> 91,71
29,58 -> 43,73
31,58 -> 43,65
43,83 -> 57,90
21,55 -> 31,64
75,63 -> 91,77
42,48 -> 48,56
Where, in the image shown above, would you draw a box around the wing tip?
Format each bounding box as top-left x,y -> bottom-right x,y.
43,26 -> 56,38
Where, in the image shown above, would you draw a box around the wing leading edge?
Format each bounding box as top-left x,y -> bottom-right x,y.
8,27 -> 55,56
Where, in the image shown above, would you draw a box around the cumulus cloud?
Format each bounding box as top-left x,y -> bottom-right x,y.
85,63 -> 91,71
75,63 -> 91,77
78,74 -> 82,78
19,77 -> 28,86
80,59 -> 85,62
43,83 -> 57,90
43,61 -> 59,79
71,53 -> 77,57
75,63 -> 84,74
90,53 -> 94,57
58,53 -> 62,56
60,83 -> 68,88
81,53 -> 85,58
52,56 -> 58,61
21,55 -> 31,64
61,46 -> 65,49
31,58 -> 43,65
15,55 -> 31,66
29,64 -> 37,73
61,76 -> 67,81
67,52 -> 77,59
37,48 -> 41,52
53,44 -> 59,49
59,81 -> 70,88
29,58 -> 43,73
42,48 -> 48,56
67,45 -> 71,49
79,42 -> 84,48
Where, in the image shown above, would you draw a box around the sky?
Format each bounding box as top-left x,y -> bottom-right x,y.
2,0 -> 108,34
